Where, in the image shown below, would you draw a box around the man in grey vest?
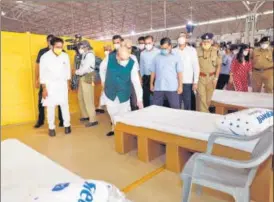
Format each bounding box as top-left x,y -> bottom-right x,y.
99,47 -> 143,136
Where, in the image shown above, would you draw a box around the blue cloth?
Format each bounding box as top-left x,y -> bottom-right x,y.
220,54 -> 233,75
140,47 -> 160,76
104,52 -> 134,103
151,51 -> 183,91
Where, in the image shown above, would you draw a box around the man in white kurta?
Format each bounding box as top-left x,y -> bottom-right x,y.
100,47 -> 143,136
40,37 -> 71,136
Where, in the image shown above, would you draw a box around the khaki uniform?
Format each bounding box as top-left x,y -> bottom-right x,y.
196,47 -> 221,112
78,74 -> 97,122
252,48 -> 273,93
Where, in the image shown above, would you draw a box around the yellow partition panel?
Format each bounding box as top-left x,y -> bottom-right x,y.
1,32 -> 35,125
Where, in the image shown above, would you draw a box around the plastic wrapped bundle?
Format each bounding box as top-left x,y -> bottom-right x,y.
26,180 -> 132,202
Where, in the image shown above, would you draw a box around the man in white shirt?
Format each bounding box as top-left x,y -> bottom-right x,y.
74,40 -> 98,127
40,37 -> 71,136
100,47 -> 143,136
173,32 -> 200,110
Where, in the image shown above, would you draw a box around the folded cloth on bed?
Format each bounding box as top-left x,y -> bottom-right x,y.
216,108 -> 273,136
26,180 -> 131,202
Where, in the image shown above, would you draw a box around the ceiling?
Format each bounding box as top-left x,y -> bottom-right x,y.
0,0 -> 273,40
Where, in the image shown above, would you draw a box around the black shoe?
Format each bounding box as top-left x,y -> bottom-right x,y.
65,126 -> 71,134
49,129 -> 56,137
59,122 -> 64,127
106,131 -> 114,136
95,109 -> 105,114
34,122 -> 44,128
80,117 -> 89,122
85,121 -> 99,128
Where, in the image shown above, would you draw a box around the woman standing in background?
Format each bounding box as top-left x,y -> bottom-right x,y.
229,44 -> 252,92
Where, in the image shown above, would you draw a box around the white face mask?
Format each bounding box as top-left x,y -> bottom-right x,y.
138,44 -> 145,50
114,44 -> 120,50
233,50 -> 239,55
178,37 -> 186,45
145,44 -> 153,51
220,50 -> 226,56
119,60 -> 129,67
79,49 -> 85,55
261,43 -> 269,49
243,50 -> 249,56
104,51 -> 110,55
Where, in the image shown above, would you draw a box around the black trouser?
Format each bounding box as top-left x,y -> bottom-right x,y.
37,85 -> 63,124
216,74 -> 230,90
130,83 -> 138,111
142,75 -> 151,107
180,84 -> 193,110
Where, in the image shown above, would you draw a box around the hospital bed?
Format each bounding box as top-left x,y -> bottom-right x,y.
114,106 -> 273,202
1,139 -> 83,202
211,89 -> 273,115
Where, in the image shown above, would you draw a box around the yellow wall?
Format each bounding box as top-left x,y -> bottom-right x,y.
1,31 -> 106,126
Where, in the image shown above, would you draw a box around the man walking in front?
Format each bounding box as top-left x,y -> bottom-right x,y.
40,37 -> 72,136
100,47 -> 143,136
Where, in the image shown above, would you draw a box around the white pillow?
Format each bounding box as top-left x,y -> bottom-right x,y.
26,180 -> 131,202
216,108 -> 273,136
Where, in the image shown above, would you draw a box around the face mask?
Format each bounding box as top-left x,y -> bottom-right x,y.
114,44 -> 120,50
145,44 -> 153,51
161,49 -> 169,56
119,60 -> 129,66
178,37 -> 186,45
138,44 -> 145,50
233,50 -> 239,55
220,50 -> 226,55
202,43 -> 211,50
261,43 -> 269,49
104,51 -> 110,55
79,49 -> 85,55
54,48 -> 62,56
243,50 -> 249,56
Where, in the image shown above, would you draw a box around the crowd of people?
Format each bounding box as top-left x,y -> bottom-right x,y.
33,32 -> 273,137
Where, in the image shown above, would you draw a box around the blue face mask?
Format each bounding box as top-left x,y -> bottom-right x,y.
161,49 -> 169,55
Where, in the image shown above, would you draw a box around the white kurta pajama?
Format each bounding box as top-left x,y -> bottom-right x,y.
40,50 -> 71,130
99,55 -> 143,131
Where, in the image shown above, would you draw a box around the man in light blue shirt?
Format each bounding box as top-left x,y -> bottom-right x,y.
150,37 -> 183,109
216,44 -> 236,89
140,35 -> 160,107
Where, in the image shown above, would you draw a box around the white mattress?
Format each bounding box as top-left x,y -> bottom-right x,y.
115,106 -> 261,153
1,139 -> 83,202
212,89 -> 273,109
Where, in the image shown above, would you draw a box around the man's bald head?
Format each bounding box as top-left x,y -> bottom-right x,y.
117,46 -> 130,61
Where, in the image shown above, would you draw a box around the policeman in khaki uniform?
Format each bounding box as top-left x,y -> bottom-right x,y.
252,36 -> 273,93
196,33 -> 221,113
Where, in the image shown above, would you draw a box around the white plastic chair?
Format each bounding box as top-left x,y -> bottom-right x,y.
180,126 -> 273,202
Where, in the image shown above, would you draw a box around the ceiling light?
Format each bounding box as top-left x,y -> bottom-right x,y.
16,0 -> 23,3
188,21 -> 193,25
131,30 -> 135,35
246,1 -> 250,5
1,11 -> 6,16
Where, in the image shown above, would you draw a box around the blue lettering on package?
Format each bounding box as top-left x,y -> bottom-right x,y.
78,181 -> 96,202
52,182 -> 70,192
256,111 -> 273,124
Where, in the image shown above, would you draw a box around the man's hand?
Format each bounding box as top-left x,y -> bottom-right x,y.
137,101 -> 144,109
192,83 -> 198,91
72,68 -> 76,75
177,86 -> 183,94
228,76 -> 233,84
35,80 -> 40,89
150,85 -> 154,92
42,88 -> 48,99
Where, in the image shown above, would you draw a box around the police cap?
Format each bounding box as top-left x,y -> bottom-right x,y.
201,33 -> 214,41
259,36 -> 270,44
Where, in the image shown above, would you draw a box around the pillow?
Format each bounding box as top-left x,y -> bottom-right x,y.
26,180 -> 131,202
216,108 -> 273,136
